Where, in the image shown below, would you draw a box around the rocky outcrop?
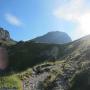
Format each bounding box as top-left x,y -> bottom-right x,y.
0,28 -> 10,40
0,28 -> 17,46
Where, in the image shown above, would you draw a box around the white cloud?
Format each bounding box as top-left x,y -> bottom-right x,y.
53,0 -> 90,40
5,13 -> 22,27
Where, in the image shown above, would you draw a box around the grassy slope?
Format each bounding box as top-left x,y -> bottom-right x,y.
14,36 -> 90,90
0,75 -> 22,90
1,35 -> 90,90
8,41 -> 67,71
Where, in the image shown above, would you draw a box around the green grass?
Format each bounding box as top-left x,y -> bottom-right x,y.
0,75 -> 23,90
17,68 -> 32,80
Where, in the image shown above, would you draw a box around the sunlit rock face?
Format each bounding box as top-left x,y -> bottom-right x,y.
0,28 -> 10,40
0,47 -> 8,70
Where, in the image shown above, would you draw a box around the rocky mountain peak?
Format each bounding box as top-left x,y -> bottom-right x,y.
0,28 -> 10,40
31,31 -> 72,44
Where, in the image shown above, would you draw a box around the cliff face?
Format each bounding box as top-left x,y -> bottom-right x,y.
0,28 -> 17,46
0,28 -> 10,41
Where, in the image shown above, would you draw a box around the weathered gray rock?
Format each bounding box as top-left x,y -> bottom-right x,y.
0,28 -> 10,40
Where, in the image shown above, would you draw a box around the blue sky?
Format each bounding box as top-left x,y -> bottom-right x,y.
0,0 -> 90,41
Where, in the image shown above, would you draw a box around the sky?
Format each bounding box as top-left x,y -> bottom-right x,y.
0,0 -> 90,41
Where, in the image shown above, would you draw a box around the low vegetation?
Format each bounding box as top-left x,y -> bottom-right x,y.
0,75 -> 22,90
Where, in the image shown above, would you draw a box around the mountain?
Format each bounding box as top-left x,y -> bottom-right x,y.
31,31 -> 72,44
0,28 -> 10,40
1,28 -> 90,90
9,34 -> 90,70
0,28 -> 16,46
7,34 -> 90,90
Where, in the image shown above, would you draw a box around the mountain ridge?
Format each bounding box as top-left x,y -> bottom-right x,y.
0,28 -> 90,90
31,31 -> 72,44
9,34 -> 90,90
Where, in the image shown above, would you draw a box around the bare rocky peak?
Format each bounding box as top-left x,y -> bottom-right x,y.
0,28 -> 10,40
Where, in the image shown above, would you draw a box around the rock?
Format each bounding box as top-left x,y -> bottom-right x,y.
0,28 -> 10,40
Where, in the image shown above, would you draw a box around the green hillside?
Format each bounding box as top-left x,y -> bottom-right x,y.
0,35 -> 90,90
8,41 -> 67,71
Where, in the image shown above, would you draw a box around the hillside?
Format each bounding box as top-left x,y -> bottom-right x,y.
7,35 -> 90,90
3,35 -> 89,90
9,34 -> 90,71
31,31 -> 72,44
0,29 -> 90,90
8,41 -> 66,71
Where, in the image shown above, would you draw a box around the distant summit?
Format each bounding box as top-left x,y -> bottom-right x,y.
31,31 -> 72,44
